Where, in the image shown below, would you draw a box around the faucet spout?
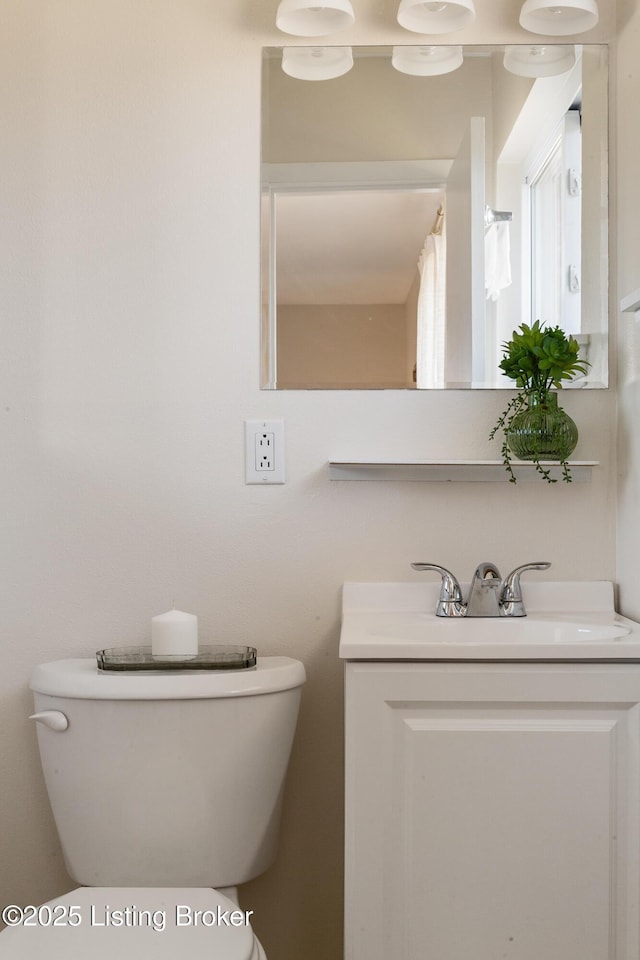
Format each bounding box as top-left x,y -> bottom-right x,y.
465,561 -> 503,617
473,561 -> 502,581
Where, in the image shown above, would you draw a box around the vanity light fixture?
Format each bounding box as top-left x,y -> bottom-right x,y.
392,44 -> 463,75
397,0 -> 475,35
281,46 -> 354,80
519,0 -> 598,36
503,44 -> 576,77
276,0 -> 355,37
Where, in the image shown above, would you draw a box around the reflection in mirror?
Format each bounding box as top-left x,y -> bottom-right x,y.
261,45 -> 608,390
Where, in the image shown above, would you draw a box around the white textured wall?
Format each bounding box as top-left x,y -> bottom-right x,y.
616,0 -> 640,621
0,2 -> 617,958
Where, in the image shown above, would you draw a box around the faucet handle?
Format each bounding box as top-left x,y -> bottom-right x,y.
500,561 -> 551,616
411,563 -> 465,616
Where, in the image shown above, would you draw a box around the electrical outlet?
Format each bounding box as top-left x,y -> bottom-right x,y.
245,419 -> 285,484
256,430 -> 275,472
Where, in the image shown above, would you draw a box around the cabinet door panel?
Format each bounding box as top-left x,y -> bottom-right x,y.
393,709 -> 615,959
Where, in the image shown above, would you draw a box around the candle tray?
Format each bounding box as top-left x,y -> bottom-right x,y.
96,644 -> 257,672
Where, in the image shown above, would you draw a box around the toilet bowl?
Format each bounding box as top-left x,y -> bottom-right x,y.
0,887 -> 266,958
1,654 -> 305,958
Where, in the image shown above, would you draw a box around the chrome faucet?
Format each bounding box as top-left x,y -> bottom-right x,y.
411,561 -> 551,617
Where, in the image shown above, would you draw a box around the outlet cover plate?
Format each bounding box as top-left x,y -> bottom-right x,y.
244,419 -> 285,484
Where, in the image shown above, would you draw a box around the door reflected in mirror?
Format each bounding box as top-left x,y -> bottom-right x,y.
261,45 -> 608,390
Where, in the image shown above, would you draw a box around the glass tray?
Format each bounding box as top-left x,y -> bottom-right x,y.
96,644 -> 257,672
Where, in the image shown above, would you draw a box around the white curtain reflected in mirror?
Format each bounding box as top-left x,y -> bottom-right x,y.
416,207 -> 446,389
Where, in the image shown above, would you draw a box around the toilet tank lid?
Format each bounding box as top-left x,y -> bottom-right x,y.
30,656 -> 306,700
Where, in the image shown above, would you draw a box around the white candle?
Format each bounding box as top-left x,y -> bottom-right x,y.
151,609 -> 198,658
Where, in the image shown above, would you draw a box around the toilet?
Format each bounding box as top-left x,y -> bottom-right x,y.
1,654 -> 305,958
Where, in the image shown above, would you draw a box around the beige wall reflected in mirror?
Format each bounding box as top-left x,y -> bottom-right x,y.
261,45 -> 609,390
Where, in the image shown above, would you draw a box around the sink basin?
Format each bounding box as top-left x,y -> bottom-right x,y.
340,581 -> 640,661
370,614 -> 630,645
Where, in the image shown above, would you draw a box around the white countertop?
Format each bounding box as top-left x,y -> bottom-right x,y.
340,581 -> 640,661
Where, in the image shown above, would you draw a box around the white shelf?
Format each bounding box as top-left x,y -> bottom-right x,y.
328,460 -> 598,482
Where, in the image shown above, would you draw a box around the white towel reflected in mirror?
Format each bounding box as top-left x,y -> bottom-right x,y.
416,226 -> 446,389
485,221 -> 512,301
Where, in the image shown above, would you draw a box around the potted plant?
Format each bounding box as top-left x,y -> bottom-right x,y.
489,320 -> 590,483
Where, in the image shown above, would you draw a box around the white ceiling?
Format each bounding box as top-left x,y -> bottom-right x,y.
275,189 -> 444,306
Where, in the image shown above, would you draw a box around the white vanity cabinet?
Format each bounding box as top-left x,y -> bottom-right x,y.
344,660 -> 640,960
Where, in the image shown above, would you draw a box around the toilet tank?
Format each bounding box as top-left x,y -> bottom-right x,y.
30,656 -> 305,888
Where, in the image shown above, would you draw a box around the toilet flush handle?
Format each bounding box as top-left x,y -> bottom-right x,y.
29,710 -> 69,732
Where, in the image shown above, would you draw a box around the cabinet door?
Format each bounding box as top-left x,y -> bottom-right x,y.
344,662 -> 640,960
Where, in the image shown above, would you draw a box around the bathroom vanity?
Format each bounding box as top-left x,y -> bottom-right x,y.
340,582 -> 640,960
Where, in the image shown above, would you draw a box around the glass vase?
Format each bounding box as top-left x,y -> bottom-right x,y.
506,392 -> 578,461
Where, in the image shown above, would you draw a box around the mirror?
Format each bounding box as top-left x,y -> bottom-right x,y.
261,45 -> 608,389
